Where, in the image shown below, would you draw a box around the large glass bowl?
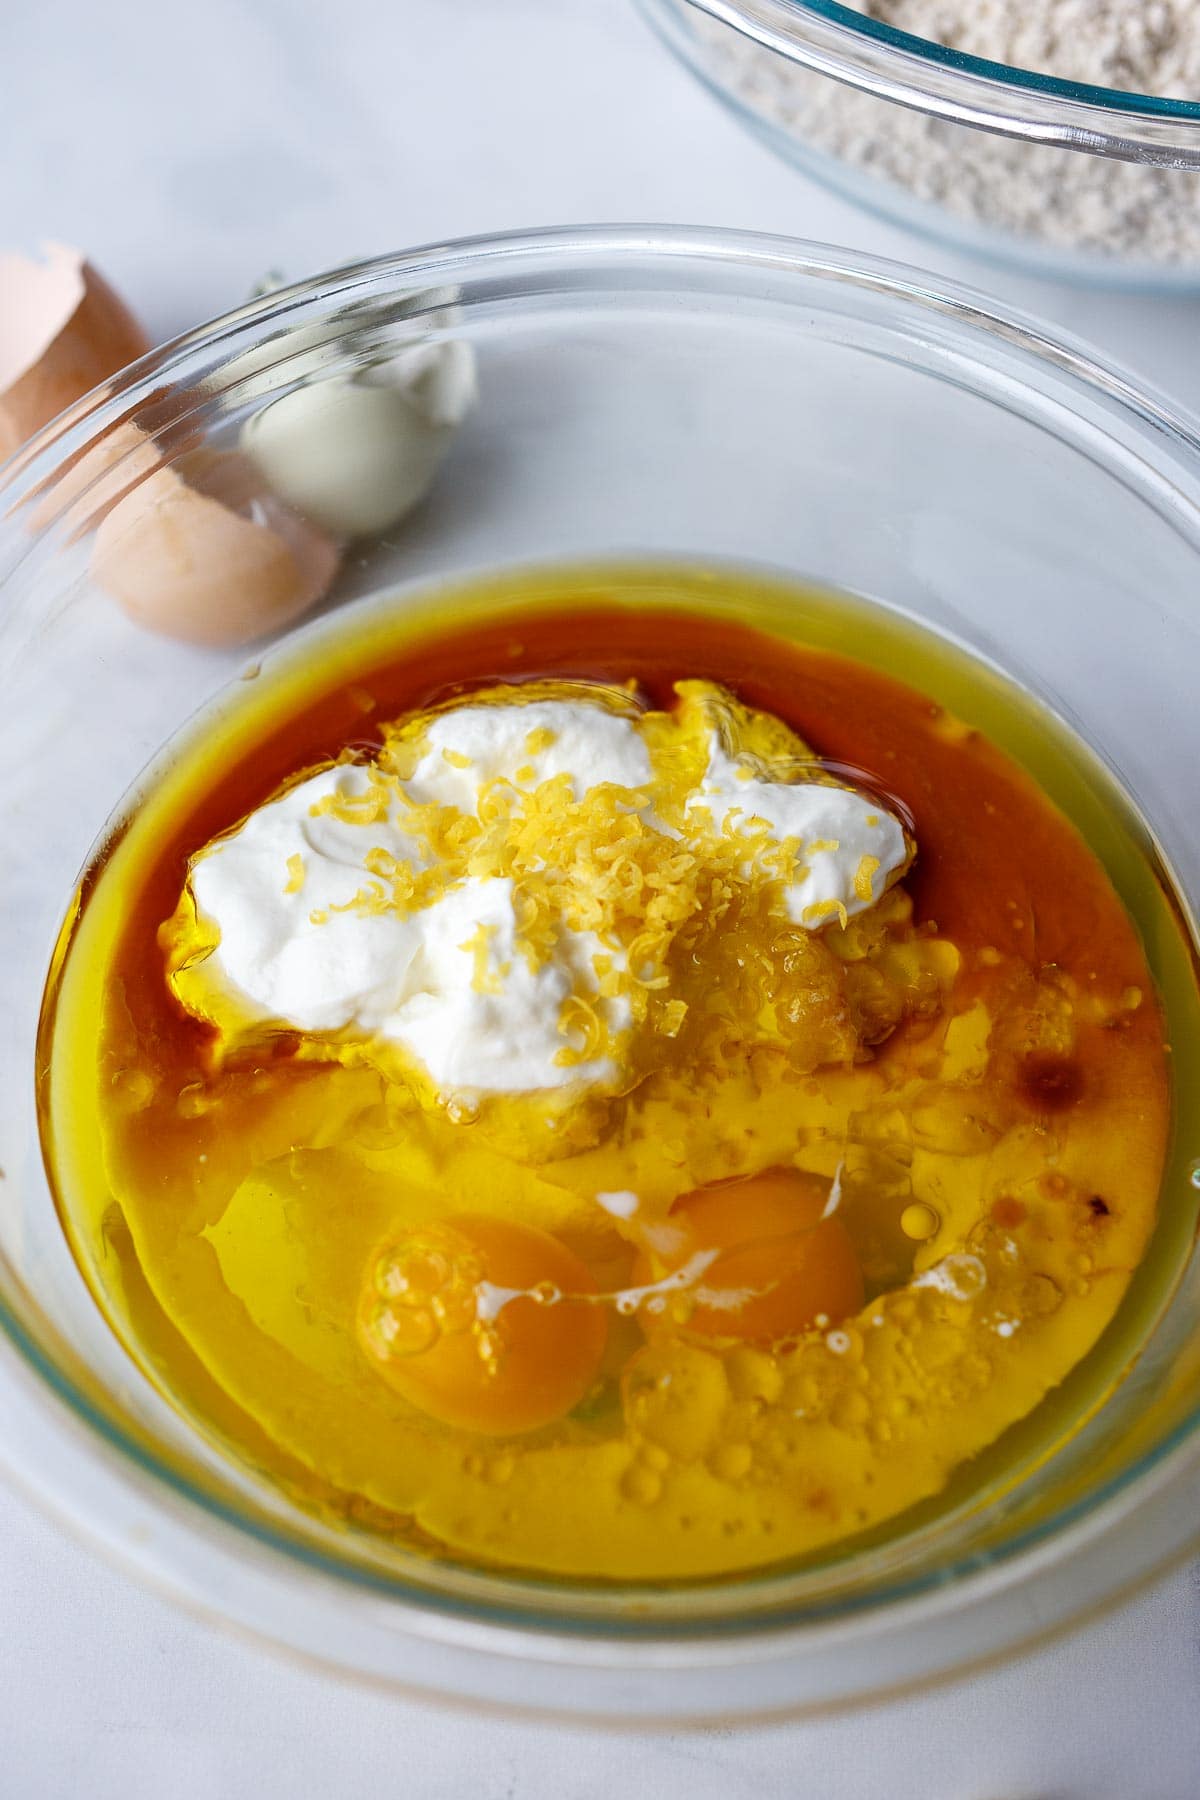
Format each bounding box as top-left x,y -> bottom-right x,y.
2,226 -> 1200,1722
640,0 -> 1200,290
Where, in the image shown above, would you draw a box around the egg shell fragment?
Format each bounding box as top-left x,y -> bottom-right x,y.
0,244 -> 150,459
26,418 -> 162,541
92,448 -> 341,646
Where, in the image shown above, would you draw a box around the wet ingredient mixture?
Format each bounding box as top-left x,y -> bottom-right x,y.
42,566 -> 1178,1581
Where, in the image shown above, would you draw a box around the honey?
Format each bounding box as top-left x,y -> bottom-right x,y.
39,562 -> 1200,1582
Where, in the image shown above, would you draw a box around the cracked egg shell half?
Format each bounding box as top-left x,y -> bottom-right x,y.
92,447 -> 341,646
0,243 -> 150,459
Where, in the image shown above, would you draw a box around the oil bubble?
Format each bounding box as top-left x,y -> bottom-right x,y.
725,1348 -> 783,1405
900,1202 -> 939,1242
623,1343 -> 730,1460
370,1303 -> 438,1359
913,1253 -> 987,1304
831,1390 -> 871,1432
709,1442 -> 753,1482
1020,1273 -> 1063,1318
620,1464 -> 664,1506
111,1069 -> 155,1110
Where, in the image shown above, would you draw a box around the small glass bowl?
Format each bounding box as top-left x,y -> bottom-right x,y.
3,227 -> 1200,1721
641,0 -> 1200,290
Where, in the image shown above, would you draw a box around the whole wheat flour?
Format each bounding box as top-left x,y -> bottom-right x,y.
693,1 -> 1200,265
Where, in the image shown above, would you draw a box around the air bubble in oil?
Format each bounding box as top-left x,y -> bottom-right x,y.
620,1463 -> 664,1506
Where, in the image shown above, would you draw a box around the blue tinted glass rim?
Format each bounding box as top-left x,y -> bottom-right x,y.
735,0 -> 1200,118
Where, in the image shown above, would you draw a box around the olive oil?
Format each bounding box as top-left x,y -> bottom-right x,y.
39,562 -> 1200,1582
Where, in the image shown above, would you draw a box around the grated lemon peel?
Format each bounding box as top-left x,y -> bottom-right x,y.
164,678 -> 951,1148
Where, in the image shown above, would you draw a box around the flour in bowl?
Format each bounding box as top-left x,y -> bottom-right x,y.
691,0 -> 1200,265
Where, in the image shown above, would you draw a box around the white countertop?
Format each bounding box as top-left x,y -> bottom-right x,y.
3,2 -> 1199,1794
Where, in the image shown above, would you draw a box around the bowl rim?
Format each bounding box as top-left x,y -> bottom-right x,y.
664,0 -> 1200,163
7,221 -> 1200,515
4,223 -> 1200,1685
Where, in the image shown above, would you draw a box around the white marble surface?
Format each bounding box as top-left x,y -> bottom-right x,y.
3,1 -> 1200,1794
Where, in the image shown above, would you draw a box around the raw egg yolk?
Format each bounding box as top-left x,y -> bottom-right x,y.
357,1213 -> 607,1436
635,1168 -> 864,1343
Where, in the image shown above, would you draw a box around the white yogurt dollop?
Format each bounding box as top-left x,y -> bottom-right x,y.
179,691 -> 911,1104
376,875 -> 625,1094
405,699 -> 652,813
189,764 -> 427,1035
185,745 -> 629,1096
688,735 -> 907,924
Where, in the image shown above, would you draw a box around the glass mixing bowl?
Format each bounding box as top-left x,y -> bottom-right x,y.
640,0 -> 1200,290
2,226 -> 1200,1722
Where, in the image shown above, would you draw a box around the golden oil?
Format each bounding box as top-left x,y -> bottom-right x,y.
38,561 -> 1199,1581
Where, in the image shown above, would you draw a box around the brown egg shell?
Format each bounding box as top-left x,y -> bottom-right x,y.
0,244 -> 150,460
92,448 -> 342,647
19,385 -> 209,541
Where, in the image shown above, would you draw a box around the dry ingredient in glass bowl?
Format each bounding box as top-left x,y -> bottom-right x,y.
691,0 -> 1200,264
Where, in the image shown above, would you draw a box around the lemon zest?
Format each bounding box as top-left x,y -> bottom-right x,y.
854,854 -> 881,904
460,922 -> 505,996
168,679 -> 947,1119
